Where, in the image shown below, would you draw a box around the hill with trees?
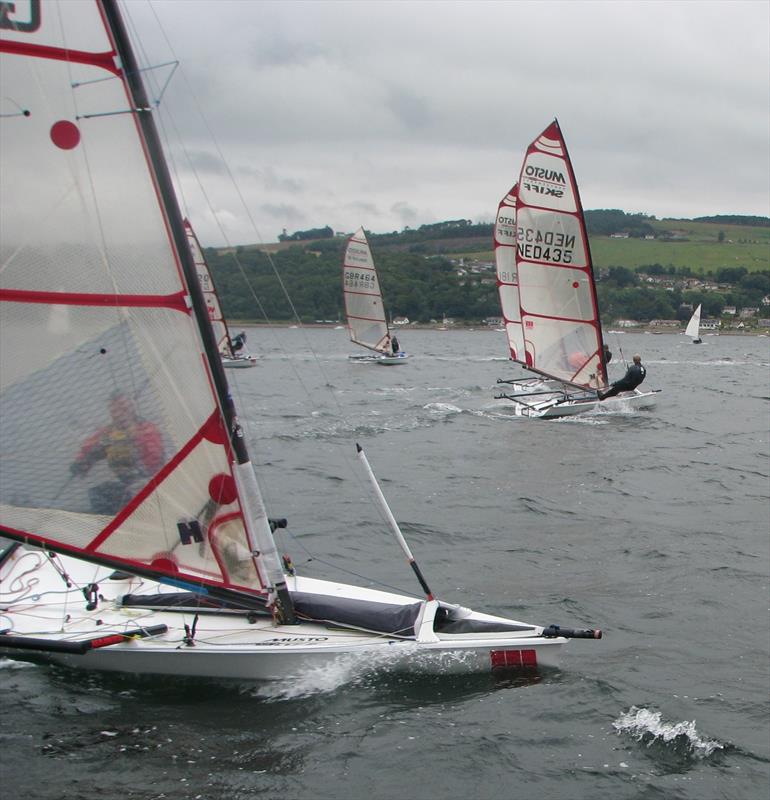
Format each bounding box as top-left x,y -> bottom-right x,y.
205,212 -> 769,326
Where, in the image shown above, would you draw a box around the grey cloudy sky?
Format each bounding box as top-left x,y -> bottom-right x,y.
126,0 -> 770,246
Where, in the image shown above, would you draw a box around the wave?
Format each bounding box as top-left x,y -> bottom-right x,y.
613,705 -> 725,759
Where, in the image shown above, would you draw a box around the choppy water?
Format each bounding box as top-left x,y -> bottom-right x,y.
2,328 -> 768,800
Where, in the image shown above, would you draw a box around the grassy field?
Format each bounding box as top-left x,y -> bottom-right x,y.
455,219 -> 769,274
590,238 -> 768,273
241,218 -> 769,276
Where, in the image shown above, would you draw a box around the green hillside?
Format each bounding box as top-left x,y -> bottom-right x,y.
208,214 -> 769,325
590,218 -> 769,273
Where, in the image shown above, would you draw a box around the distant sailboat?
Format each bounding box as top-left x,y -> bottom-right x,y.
493,120 -> 659,418
684,304 -> 702,343
185,220 -> 258,368
343,227 -> 409,365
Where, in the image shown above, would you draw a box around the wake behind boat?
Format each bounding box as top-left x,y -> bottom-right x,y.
343,228 -> 409,365
0,0 -> 597,680
493,121 -> 659,419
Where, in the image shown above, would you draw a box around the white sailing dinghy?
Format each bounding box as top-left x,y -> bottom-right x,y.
185,220 -> 258,368
0,0 -> 600,681
343,227 -> 409,365
684,304 -> 702,343
493,121 -> 659,419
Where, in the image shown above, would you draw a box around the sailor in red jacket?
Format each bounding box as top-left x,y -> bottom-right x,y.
71,393 -> 164,513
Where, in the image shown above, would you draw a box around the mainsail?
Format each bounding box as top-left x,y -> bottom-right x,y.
515,120 -> 607,389
685,304 -> 702,341
184,219 -> 234,359
494,184 -> 525,361
0,0 -> 288,614
343,227 -> 390,354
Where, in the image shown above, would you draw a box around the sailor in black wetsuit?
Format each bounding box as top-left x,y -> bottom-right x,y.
598,354 -> 646,400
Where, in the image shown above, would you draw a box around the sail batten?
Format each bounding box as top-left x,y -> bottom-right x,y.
514,120 -> 607,389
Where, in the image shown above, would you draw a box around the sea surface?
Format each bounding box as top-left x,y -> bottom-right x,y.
1,328 -> 768,800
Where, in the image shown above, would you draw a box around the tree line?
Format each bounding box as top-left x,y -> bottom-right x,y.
206,213 -> 769,324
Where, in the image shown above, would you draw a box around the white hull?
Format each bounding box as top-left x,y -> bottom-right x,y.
0,547 -> 569,679
222,355 -> 258,368
511,388 -> 660,419
348,353 -> 410,365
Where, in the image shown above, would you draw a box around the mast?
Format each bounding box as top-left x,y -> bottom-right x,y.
100,1 -> 295,621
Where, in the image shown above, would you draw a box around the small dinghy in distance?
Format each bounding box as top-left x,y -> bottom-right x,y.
185,220 -> 258,368
493,120 -> 659,419
684,304 -> 702,344
343,227 -> 409,365
0,0 -> 599,680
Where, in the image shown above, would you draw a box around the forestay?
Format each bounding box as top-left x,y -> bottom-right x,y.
515,120 -> 607,389
343,227 -> 389,353
494,184 -> 525,362
0,0 -> 274,604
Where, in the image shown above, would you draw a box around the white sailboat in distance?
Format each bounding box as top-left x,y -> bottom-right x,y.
343,228 -> 409,365
684,304 -> 703,343
0,0 -> 599,680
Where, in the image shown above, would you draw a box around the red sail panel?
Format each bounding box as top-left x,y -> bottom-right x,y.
0,0 -> 265,597
515,120 -> 606,389
343,227 -> 389,353
494,184 -> 524,362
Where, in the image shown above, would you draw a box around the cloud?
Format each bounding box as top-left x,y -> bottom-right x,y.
125,0 -> 770,245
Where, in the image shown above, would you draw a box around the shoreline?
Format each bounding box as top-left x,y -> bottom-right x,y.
229,321 -> 769,336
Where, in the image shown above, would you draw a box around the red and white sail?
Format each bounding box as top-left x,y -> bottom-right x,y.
515,120 -> 607,389
342,227 -> 390,354
184,219 -> 234,358
494,184 -> 525,362
0,0 -> 275,603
